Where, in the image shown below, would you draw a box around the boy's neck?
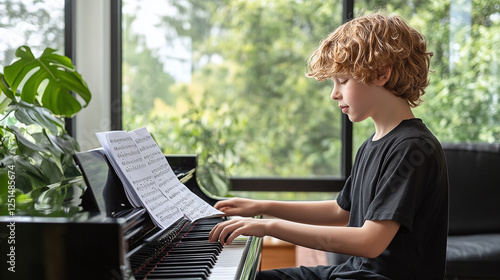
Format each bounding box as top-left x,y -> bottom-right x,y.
371,95 -> 415,141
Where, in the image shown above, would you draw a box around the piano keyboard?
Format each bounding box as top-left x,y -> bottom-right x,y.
129,217 -> 253,280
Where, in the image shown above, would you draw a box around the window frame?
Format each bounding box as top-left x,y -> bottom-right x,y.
109,0 -> 355,192
65,0 -> 76,137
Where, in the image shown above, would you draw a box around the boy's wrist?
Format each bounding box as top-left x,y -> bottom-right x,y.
258,200 -> 270,215
264,218 -> 279,237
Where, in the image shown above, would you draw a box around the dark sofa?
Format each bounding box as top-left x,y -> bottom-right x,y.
443,142 -> 500,280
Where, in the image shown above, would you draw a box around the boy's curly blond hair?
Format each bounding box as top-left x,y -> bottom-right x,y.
307,13 -> 433,107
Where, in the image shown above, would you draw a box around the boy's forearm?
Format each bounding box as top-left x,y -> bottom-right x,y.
265,219 -> 398,258
260,200 -> 349,226
265,219 -> 365,255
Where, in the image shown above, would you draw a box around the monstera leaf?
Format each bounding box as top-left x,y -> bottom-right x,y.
3,46 -> 91,117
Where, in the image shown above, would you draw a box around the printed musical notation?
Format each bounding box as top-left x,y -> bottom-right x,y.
96,130 -> 183,229
129,127 -> 223,221
96,127 -> 223,229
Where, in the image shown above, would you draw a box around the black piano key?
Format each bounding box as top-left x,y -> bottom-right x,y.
164,247 -> 219,254
145,278 -> 204,280
147,260 -> 213,268
149,255 -> 217,263
176,243 -> 222,250
144,273 -> 206,279
142,260 -> 214,274
138,264 -> 211,278
145,266 -> 210,275
142,272 -> 209,279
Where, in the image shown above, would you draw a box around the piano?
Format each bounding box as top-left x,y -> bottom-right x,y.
0,149 -> 262,280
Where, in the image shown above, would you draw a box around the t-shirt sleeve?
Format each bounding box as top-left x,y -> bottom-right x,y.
336,176 -> 352,212
364,139 -> 437,231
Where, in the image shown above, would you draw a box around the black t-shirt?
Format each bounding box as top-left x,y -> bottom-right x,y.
334,119 -> 449,280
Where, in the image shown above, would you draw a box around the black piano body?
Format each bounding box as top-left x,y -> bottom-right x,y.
0,149 -> 262,280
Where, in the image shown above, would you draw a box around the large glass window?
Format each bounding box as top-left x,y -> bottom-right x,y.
122,0 -> 344,186
0,0 -> 65,70
120,0 -> 500,196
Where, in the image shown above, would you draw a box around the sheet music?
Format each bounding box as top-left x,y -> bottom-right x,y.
95,132 -> 141,208
129,127 -> 223,221
96,131 -> 183,229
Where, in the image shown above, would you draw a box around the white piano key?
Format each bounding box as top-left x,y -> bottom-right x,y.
209,238 -> 248,280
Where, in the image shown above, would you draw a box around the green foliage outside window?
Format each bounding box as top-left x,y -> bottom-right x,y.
123,0 -> 344,179
356,0 -> 500,145
122,0 -> 499,188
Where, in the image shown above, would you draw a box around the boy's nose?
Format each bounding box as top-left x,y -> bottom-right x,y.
331,87 -> 341,100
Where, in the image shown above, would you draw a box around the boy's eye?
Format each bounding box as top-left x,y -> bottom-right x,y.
339,79 -> 348,85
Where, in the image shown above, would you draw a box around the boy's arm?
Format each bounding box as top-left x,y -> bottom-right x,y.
264,200 -> 350,226
209,218 -> 400,258
215,198 -> 349,226
268,219 -> 400,258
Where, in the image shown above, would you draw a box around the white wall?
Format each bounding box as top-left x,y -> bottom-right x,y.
75,0 -> 111,150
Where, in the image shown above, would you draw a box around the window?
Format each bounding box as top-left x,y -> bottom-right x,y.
120,0 -> 346,197
117,0 -> 500,196
0,0 -> 66,71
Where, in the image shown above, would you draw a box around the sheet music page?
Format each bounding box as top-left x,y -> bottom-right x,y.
95,131 -> 141,207
129,127 -> 223,221
96,131 -> 183,229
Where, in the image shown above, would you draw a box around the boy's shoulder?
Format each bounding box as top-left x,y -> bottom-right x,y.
364,118 -> 442,155
393,118 -> 434,139
385,118 -> 435,142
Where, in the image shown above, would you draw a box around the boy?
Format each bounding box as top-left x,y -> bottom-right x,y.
209,13 -> 449,279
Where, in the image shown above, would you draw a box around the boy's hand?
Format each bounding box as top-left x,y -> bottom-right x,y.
208,218 -> 270,245
214,197 -> 263,217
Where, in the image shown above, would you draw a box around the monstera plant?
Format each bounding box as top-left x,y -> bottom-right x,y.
0,46 -> 91,216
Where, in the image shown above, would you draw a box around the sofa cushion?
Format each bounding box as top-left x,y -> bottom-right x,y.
442,143 -> 500,235
446,233 -> 500,278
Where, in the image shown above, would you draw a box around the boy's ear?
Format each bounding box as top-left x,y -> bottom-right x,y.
376,68 -> 392,86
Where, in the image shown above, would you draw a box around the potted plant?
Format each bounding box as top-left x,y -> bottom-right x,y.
0,46 -> 91,216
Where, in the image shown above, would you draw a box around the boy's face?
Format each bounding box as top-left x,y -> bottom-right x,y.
330,75 -> 383,123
